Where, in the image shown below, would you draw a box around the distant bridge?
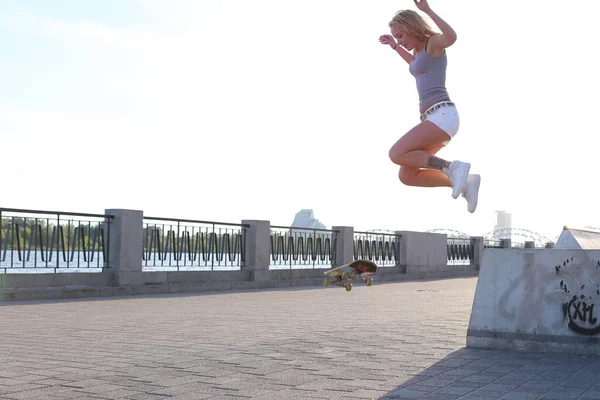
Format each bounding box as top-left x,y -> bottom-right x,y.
425,229 -> 470,238
426,228 -> 555,247
483,228 -> 553,247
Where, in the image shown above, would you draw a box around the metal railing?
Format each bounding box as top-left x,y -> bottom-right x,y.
0,208 -> 112,273
484,240 -> 502,248
142,217 -> 247,271
270,226 -> 336,269
447,238 -> 473,265
354,231 -> 400,267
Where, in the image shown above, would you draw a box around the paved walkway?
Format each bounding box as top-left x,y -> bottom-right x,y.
0,277 -> 599,400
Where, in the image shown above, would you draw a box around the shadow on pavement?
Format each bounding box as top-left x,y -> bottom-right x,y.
381,347 -> 600,400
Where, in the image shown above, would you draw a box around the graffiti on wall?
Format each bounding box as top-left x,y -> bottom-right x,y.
555,258 -> 600,335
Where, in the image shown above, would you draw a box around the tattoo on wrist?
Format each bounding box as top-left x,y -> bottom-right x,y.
427,156 -> 449,170
393,43 -> 397,50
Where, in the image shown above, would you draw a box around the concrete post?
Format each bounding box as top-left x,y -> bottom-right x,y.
500,239 -> 512,248
524,241 -> 535,249
242,220 -> 271,281
397,231 -> 447,274
332,226 -> 354,267
105,209 -> 143,285
470,237 -> 484,271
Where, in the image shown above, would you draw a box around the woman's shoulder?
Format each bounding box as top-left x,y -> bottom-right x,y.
426,35 -> 447,58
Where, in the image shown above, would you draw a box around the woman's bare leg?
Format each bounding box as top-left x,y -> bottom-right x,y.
389,121 -> 451,188
398,144 -> 451,187
389,121 -> 451,169
389,120 -> 469,196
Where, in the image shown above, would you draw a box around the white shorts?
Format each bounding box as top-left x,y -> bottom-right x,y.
420,101 -> 460,145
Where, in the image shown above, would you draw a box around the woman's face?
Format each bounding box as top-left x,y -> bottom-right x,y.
391,26 -> 420,51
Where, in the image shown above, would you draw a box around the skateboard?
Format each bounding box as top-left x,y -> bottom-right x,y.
323,259 -> 378,292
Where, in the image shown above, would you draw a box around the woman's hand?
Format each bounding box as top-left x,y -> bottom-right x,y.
380,34 -> 413,64
379,34 -> 397,49
413,0 -> 432,13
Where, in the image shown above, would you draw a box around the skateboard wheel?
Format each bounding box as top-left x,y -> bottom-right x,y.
324,278 -> 331,287
345,283 -> 352,292
366,277 -> 373,287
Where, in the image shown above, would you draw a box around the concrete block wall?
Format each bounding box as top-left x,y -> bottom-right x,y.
468,249 -> 600,355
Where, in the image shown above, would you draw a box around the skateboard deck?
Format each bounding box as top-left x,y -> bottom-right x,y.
323,259 -> 378,291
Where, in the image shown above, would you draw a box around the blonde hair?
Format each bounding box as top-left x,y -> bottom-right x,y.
389,10 -> 437,45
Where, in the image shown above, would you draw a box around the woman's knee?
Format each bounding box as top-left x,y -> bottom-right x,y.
389,144 -> 407,165
398,166 -> 418,186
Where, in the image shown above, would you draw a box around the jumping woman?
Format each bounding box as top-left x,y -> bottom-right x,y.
379,0 -> 480,213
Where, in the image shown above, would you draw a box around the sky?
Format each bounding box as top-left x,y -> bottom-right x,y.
1,0 -> 598,241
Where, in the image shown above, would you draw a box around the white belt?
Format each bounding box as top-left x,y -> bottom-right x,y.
420,101 -> 455,122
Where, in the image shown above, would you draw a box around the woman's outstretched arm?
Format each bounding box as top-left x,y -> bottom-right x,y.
414,0 -> 457,49
379,34 -> 414,64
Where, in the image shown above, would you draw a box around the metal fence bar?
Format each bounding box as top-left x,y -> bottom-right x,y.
0,209 -> 113,273
269,227 -> 337,269
142,218 -> 247,271
353,231 -> 400,266
144,216 -> 244,227
484,240 -> 501,248
447,238 -> 472,265
0,208 -> 111,219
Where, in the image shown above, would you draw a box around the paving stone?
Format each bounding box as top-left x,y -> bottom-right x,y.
0,278 -> 599,399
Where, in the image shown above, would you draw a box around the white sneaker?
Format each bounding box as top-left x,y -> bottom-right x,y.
462,174 -> 481,213
443,161 -> 471,199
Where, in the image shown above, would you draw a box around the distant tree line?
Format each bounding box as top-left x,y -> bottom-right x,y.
0,218 -> 105,251
142,226 -> 244,255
